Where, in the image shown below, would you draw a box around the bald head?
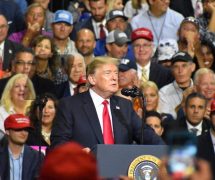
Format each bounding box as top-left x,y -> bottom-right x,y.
75,28 -> 96,56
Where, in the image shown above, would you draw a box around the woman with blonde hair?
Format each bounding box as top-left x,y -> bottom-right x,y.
0,74 -> 36,132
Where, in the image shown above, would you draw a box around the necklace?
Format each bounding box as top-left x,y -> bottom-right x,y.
41,130 -> 51,142
147,10 -> 167,45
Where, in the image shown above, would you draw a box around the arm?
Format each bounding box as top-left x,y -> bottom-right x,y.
50,99 -> 74,148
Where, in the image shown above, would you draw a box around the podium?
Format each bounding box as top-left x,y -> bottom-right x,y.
96,144 -> 167,178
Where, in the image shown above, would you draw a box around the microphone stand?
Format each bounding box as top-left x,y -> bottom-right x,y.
36,96 -> 48,162
121,86 -> 146,144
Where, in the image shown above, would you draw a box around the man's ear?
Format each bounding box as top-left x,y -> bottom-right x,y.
88,74 -> 96,86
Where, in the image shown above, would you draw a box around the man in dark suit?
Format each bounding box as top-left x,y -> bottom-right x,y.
55,53 -> 86,99
0,14 -> 24,73
0,114 -> 43,180
0,0 -> 25,35
51,56 -> 164,149
197,99 -> 215,179
71,0 -> 108,40
164,92 -> 210,142
0,48 -> 56,98
131,28 -> 174,89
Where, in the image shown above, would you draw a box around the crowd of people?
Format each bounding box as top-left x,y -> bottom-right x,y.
0,0 -> 215,179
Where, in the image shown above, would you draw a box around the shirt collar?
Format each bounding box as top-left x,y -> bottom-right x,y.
186,120 -> 203,133
8,145 -> 24,159
137,61 -> 151,71
89,88 -> 110,107
92,18 -> 106,27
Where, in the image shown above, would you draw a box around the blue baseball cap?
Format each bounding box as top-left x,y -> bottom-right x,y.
53,10 -> 73,25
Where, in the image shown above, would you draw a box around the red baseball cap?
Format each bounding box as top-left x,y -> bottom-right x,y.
131,28 -> 153,42
4,114 -> 32,130
211,99 -> 215,112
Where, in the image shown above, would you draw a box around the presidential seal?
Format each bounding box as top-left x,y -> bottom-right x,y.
128,155 -> 161,180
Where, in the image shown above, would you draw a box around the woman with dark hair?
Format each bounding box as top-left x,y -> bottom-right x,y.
26,93 -> 58,147
32,35 -> 67,85
200,40 -> 215,70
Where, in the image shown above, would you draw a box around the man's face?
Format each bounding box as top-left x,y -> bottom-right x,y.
26,6 -> 45,27
68,56 -> 85,83
106,17 -> 127,32
145,116 -> 163,136
6,129 -> 29,145
195,73 -> 215,99
0,15 -> 9,43
89,0 -> 107,22
118,69 -> 137,88
172,61 -> 195,87
52,22 -> 73,40
88,63 -> 119,98
33,0 -> 50,9
106,43 -> 128,59
149,0 -> 170,15
185,97 -> 206,126
76,30 -> 96,56
12,52 -> 35,77
133,39 -> 153,66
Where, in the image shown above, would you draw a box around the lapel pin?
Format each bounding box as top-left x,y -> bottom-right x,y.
9,49 -> 12,54
116,106 -> 120,109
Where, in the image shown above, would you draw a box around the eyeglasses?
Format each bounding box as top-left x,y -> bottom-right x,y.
0,24 -> 8,30
133,43 -> 152,49
15,60 -> 36,66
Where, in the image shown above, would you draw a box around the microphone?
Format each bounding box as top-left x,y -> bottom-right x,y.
121,86 -> 143,98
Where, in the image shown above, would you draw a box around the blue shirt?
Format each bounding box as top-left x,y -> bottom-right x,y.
131,8 -> 184,46
9,146 -> 24,180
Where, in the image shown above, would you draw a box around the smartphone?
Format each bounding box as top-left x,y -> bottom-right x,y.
167,131 -> 197,179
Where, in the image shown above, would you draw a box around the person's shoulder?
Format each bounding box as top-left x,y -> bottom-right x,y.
167,8 -> 184,21
159,81 -> 174,93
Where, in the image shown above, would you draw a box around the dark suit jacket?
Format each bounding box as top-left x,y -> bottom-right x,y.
197,131 -> 215,179
51,91 -> 164,149
0,74 -> 56,98
3,39 -> 24,71
55,81 -> 72,99
149,62 -> 174,89
163,117 -> 211,143
0,0 -> 25,35
0,138 -> 43,180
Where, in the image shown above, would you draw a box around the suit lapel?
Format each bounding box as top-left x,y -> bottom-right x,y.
110,97 -> 126,143
82,92 -> 104,144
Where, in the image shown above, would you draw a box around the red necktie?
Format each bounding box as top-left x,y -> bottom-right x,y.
102,100 -> 114,144
99,24 -> 106,39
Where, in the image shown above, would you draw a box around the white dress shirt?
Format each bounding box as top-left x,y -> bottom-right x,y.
89,88 -> 113,133
186,120 -> 203,136
69,81 -> 77,96
92,19 -> 107,39
137,61 -> 151,80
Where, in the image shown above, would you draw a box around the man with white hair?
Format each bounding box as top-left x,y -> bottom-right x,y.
55,53 -> 86,98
